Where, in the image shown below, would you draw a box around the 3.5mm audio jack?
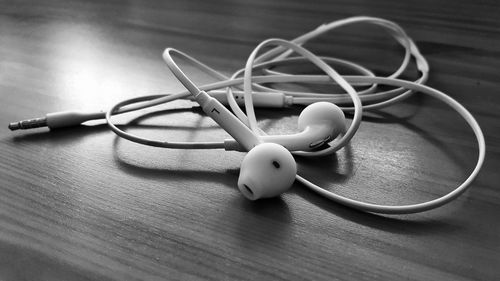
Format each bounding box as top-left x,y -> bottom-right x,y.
9,117 -> 48,131
8,110 -> 106,131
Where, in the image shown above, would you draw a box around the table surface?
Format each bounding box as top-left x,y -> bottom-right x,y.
1,0 -> 499,280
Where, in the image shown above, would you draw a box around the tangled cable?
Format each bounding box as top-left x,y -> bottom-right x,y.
104,16 -> 485,214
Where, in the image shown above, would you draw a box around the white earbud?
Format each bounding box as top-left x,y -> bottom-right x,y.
224,102 -> 346,152
237,142 -> 297,200
267,101 -> 345,150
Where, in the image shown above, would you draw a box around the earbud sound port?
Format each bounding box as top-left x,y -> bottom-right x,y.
243,184 -> 254,196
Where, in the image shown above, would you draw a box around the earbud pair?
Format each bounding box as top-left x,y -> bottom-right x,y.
163,49 -> 347,201
234,101 -> 346,200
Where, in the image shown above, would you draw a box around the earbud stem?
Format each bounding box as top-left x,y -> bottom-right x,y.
195,91 -> 261,151
224,127 -> 331,152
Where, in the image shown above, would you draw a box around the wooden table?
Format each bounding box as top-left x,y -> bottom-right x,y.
1,0 -> 498,280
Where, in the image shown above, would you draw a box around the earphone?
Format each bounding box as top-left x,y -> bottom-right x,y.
238,142 -> 297,200
8,16 -> 485,214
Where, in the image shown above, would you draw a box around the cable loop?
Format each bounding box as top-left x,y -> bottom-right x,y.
105,16 -> 485,214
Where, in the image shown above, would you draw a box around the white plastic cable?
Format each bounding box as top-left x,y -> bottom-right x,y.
104,16 -> 485,214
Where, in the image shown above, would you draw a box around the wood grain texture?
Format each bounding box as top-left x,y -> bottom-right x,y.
1,0 -> 499,280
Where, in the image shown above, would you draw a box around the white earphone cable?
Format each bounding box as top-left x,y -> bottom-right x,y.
100,16 -> 485,214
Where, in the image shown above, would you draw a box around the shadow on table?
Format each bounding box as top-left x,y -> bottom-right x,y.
8,102 -> 464,236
